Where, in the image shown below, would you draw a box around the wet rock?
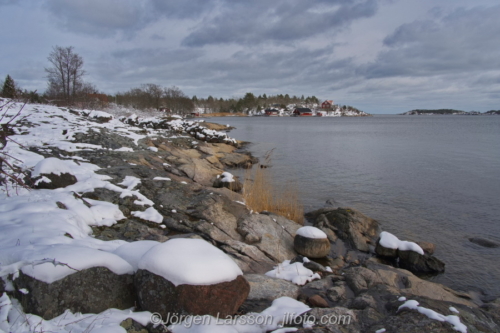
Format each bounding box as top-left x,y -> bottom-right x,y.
307,207 -> 380,252
398,250 -> 445,274
135,270 -> 249,319
469,237 -> 500,248
14,268 -> 135,320
239,274 -> 300,313
294,234 -> 331,258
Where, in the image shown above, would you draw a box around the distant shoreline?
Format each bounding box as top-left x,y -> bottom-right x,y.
401,109 -> 500,115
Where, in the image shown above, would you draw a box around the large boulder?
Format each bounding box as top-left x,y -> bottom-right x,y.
135,239 -> 250,319
135,270 -> 249,319
306,207 -> 380,252
375,232 -> 445,274
14,267 -> 135,320
294,226 -> 331,258
30,157 -> 78,189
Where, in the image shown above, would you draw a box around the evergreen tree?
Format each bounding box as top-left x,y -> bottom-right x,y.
1,75 -> 16,98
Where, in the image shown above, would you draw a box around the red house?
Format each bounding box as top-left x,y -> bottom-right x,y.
321,100 -> 334,109
293,108 -> 313,116
264,108 -> 280,116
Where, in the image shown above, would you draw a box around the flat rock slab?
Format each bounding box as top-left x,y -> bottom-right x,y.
240,274 -> 300,313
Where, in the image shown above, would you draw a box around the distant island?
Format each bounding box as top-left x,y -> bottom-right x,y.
401,109 -> 500,115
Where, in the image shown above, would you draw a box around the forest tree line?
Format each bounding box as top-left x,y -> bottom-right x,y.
1,45 -> 323,114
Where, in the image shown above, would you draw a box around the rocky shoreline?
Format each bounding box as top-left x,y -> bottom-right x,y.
1,104 -> 499,332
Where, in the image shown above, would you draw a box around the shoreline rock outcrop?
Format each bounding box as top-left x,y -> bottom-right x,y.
2,106 -> 499,333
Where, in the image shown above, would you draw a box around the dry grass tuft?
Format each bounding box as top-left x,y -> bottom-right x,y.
243,151 -> 304,224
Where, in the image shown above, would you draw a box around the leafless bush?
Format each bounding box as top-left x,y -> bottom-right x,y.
0,99 -> 30,195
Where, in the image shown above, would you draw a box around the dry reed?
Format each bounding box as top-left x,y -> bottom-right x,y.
243,154 -> 304,224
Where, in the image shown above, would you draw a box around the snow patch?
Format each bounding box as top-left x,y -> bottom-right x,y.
132,207 -> 163,223
265,260 -> 321,285
296,226 -> 327,239
379,231 -> 424,255
220,171 -> 235,183
398,300 -> 467,333
138,239 -> 242,286
32,157 -> 75,177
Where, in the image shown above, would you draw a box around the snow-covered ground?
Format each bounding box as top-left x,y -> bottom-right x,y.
0,100 -> 316,333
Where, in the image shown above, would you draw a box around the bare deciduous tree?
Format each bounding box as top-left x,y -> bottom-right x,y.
45,46 -> 85,105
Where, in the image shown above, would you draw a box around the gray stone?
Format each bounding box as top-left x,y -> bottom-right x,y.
236,213 -> 301,262
14,268 -> 135,320
307,207 -> 380,252
239,274 -> 300,313
398,250 -> 445,274
120,318 -> 148,333
219,152 -> 256,169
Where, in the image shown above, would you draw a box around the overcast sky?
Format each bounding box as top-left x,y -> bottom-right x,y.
1,0 -> 499,113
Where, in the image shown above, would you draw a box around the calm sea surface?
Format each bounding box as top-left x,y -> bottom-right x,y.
207,115 -> 500,297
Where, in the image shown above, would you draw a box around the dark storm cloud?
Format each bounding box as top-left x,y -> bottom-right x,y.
359,5 -> 500,79
182,0 -> 379,46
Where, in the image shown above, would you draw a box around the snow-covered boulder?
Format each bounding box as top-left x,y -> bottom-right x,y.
134,238 -> 250,319
306,207 -> 381,252
213,171 -> 243,192
31,157 -> 77,189
294,226 -> 331,258
14,266 -> 135,320
375,232 -> 445,274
